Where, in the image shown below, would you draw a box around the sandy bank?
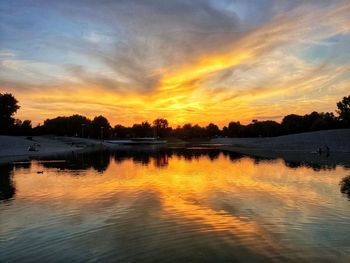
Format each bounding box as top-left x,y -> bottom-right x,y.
212,129 -> 350,167
0,136 -> 104,164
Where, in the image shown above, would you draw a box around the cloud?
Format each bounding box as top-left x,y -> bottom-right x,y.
1,0 -> 350,126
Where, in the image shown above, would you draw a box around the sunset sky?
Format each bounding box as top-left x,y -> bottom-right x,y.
1,0 -> 350,127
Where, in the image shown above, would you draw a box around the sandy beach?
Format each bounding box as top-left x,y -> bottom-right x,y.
0,136 -> 104,164
212,129 -> 350,167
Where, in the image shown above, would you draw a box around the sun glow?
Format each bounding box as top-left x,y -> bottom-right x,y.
2,1 -> 350,126
10,154 -> 345,257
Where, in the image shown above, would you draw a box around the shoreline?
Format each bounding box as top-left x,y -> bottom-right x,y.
1,129 -> 350,167
218,146 -> 350,168
212,129 -> 350,167
0,136 -> 105,165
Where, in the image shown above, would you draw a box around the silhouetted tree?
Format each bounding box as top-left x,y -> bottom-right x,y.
91,115 -> 111,139
114,124 -> 129,138
171,125 -> 183,138
153,118 -> 170,137
131,122 -> 153,137
191,124 -> 206,138
2,93 -> 350,138
245,120 -> 281,137
303,112 -> 323,132
42,115 -> 91,136
68,115 -> 91,137
0,93 -> 20,134
309,112 -> 339,131
281,114 -> 304,134
337,95 -> 350,126
43,116 -> 69,135
180,123 -> 193,139
13,119 -> 32,135
205,123 -> 220,137
227,121 -> 244,137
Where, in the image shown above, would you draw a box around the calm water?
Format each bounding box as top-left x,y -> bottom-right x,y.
1,148 -> 350,262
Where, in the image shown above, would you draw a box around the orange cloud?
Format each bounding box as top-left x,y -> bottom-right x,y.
2,1 -> 350,126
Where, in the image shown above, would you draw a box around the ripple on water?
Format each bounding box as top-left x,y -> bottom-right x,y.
1,150 -> 350,262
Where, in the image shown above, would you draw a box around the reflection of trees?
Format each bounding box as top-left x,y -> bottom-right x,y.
222,151 -> 243,162
340,175 -> 350,200
284,161 -> 302,169
307,163 -> 336,171
283,160 -> 336,171
170,148 -> 221,161
41,151 -> 111,173
250,156 -> 275,165
35,146 -> 343,176
154,154 -> 168,168
0,164 -> 16,201
132,155 -> 151,165
92,151 -> 112,173
112,148 -> 224,167
14,162 -> 31,169
208,150 -> 220,161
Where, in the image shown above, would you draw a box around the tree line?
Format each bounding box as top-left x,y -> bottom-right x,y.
1,92 -> 349,139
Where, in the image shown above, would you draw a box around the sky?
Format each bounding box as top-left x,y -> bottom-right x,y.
1,0 -> 350,127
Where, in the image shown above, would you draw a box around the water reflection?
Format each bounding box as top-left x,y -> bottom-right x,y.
1,148 -> 350,262
340,175 -> 350,200
34,147 -> 345,173
38,148 -> 230,171
0,165 -> 15,201
284,160 -> 337,171
1,148 -> 349,203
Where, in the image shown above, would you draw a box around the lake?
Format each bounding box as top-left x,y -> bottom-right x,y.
1,147 -> 350,262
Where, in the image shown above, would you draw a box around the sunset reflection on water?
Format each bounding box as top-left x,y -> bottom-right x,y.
1,149 -> 350,262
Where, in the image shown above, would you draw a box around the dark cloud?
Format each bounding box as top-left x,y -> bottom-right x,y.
4,0 -> 345,94
30,0 -> 243,92
1,0 -> 350,126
